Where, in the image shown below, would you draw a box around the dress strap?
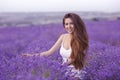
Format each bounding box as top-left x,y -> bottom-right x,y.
62,34 -> 66,45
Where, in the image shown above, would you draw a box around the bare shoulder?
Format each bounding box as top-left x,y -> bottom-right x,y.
62,33 -> 70,37
60,34 -> 67,39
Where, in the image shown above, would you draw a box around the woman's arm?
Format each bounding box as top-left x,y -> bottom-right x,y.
40,34 -> 64,56
22,34 -> 64,57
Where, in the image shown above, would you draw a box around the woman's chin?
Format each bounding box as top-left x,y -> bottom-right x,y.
67,31 -> 73,34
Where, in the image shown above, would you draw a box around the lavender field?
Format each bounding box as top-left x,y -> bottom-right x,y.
0,13 -> 120,80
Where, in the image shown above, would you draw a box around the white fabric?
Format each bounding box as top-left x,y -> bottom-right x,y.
59,42 -> 72,64
59,41 -> 86,79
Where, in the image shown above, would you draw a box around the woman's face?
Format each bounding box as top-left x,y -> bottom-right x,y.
64,18 -> 74,34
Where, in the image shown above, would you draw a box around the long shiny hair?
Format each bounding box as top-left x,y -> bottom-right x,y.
63,13 -> 89,70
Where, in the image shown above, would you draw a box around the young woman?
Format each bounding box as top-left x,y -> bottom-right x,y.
22,13 -> 89,79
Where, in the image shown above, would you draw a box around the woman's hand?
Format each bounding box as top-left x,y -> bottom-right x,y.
67,58 -> 74,65
22,53 -> 37,57
21,51 -> 48,57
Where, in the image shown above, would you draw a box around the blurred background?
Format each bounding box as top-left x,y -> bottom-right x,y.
0,0 -> 120,27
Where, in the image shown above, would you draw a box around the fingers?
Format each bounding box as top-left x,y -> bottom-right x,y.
21,53 -> 44,57
21,54 -> 27,56
21,53 -> 33,57
21,53 -> 41,57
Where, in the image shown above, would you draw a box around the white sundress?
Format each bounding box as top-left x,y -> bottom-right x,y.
60,42 -> 86,80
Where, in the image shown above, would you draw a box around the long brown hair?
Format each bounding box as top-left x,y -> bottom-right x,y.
63,13 -> 89,70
